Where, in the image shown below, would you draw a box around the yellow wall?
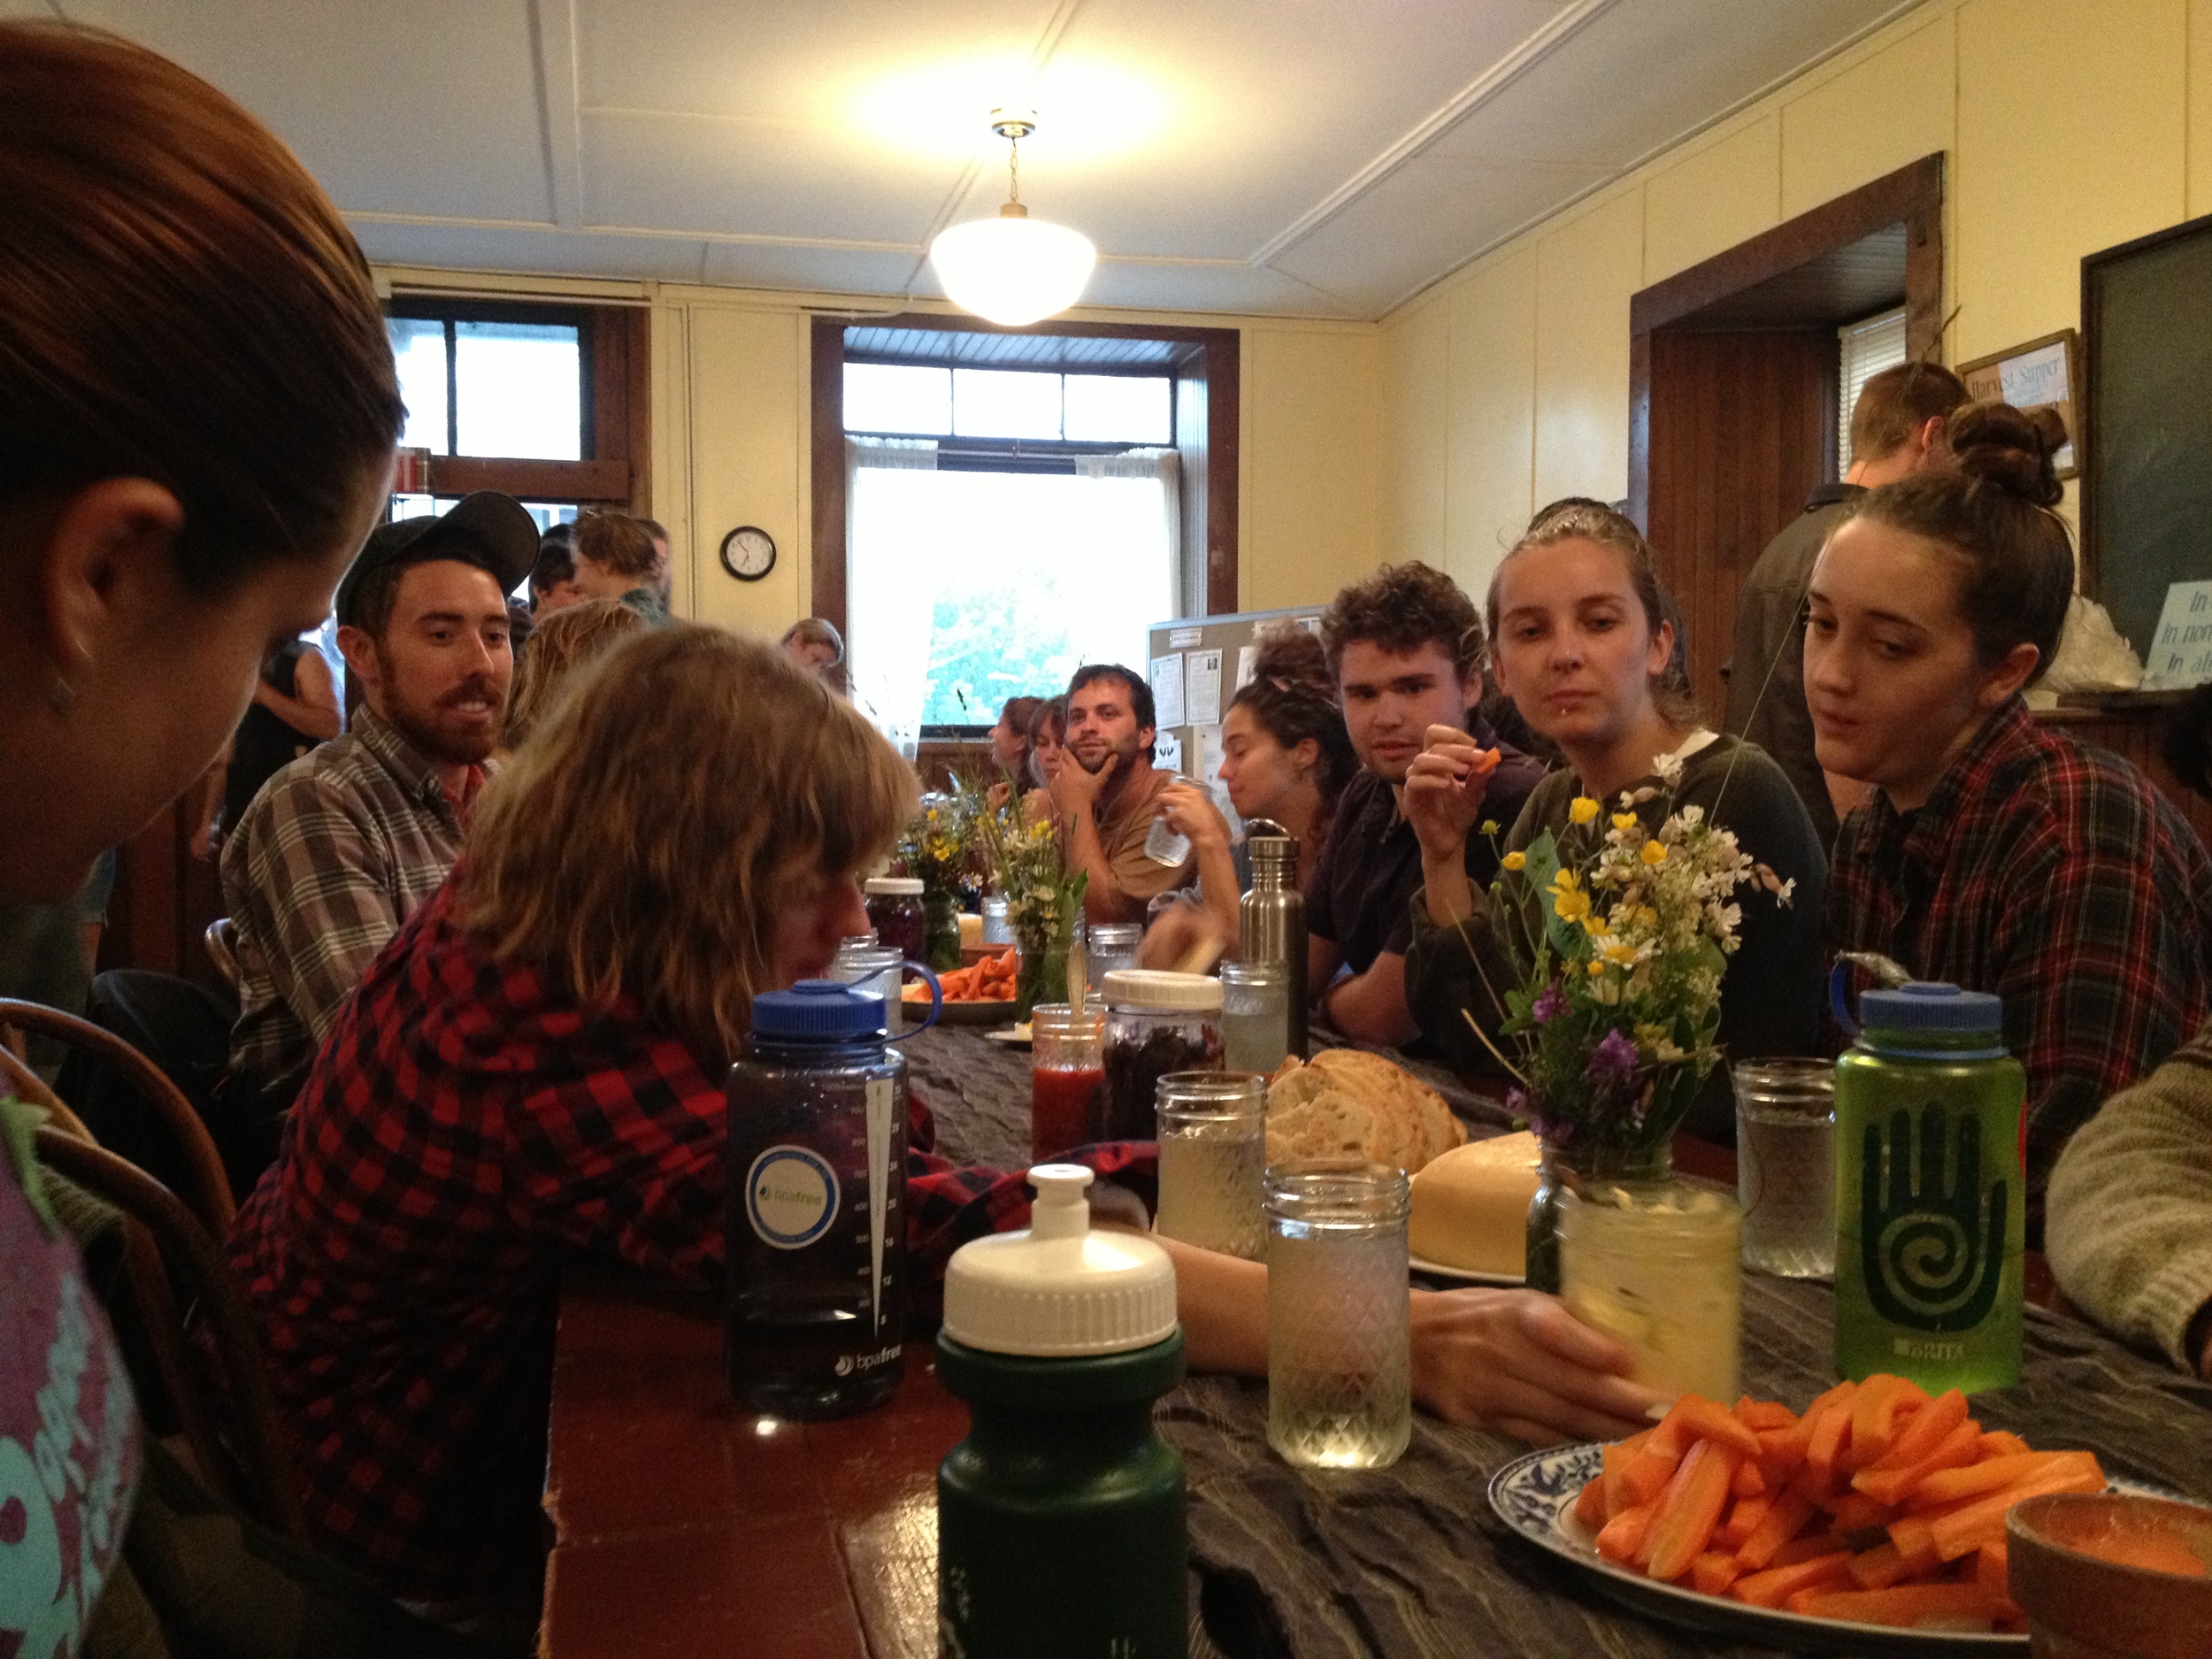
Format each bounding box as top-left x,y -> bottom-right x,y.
378,265 -> 1384,638
1381,0 -> 2210,603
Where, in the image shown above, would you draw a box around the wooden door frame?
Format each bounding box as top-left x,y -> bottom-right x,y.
808,313 -> 1240,644
1627,154 -> 1946,528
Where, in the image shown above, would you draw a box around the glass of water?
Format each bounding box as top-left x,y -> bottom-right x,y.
1264,1161 -> 1411,1470
1732,1058 -> 1837,1278
1155,1072 -> 1267,1259
1142,781 -> 1195,866
1219,961 -> 1291,1074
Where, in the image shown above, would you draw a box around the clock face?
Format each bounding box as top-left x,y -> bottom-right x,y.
720,525 -> 776,581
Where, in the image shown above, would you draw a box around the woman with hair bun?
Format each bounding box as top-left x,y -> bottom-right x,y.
1809,401 -> 2212,1227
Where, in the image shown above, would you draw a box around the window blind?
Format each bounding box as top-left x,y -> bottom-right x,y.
1837,306 -> 1909,472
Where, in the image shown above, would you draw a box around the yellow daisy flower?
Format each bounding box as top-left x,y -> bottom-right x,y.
1586,958 -> 1608,976
1501,850 -> 1526,871
1640,840 -> 1669,866
1602,941 -> 1638,966
1611,812 -> 1639,832
1569,796 -> 1600,825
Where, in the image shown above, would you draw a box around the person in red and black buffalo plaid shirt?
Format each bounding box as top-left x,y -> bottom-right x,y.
225,627 -> 1152,1624
1808,401 -> 2212,1233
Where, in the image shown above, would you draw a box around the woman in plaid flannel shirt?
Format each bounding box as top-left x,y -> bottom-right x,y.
1807,402 -> 2212,1233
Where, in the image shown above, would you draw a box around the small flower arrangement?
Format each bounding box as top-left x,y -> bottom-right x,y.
1467,749 -> 1793,1159
895,794 -> 973,897
967,786 -> 1088,1015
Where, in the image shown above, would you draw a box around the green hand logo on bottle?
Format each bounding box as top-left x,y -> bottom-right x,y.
1860,1104 -> 2007,1333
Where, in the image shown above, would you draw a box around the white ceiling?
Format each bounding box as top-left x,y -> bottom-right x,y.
21,0 -> 1918,319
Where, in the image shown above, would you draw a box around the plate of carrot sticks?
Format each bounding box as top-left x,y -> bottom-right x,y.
1487,1374 -> 2143,1652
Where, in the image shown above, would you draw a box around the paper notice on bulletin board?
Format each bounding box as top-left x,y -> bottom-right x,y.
1186,649 -> 1223,726
1235,645 -> 1260,691
1154,730 -> 1184,774
2143,580 -> 2212,688
1150,653 -> 1186,727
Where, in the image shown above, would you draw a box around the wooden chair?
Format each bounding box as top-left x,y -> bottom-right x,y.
0,997 -> 235,1235
204,917 -> 241,994
35,1122 -> 307,1541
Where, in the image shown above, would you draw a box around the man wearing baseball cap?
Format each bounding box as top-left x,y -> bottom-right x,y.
217,493 -> 535,1167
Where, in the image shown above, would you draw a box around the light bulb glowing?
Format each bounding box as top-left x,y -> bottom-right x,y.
928,209 -> 1096,326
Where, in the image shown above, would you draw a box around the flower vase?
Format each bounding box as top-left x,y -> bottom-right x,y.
1525,1136 -> 1671,1294
1014,925 -> 1072,1020
924,889 -> 963,973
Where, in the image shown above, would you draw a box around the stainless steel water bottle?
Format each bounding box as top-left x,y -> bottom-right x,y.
1239,818 -> 1307,1059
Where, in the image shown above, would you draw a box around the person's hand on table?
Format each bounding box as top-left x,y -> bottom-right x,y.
1156,780 -> 1231,857
1410,1286 -> 1664,1444
1402,724 -> 1502,864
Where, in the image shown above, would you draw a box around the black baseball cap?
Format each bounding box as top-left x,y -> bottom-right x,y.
334,492 -> 540,628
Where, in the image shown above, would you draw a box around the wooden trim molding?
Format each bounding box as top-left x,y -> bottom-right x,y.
810,316 -> 849,633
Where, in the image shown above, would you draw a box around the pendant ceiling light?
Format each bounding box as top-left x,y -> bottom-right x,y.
929,111 -> 1096,327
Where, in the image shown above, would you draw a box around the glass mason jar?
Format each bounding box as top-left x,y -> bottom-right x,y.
833,938 -> 906,1036
1525,1137 -> 1672,1294
979,894 -> 1014,946
1264,1161 -> 1412,1470
1732,1058 -> 1838,1278
1154,1071 -> 1268,1259
1219,961 -> 1291,1076
922,887 -> 964,972
1087,922 -> 1144,985
1101,970 -> 1223,1142
864,876 -> 927,966
1030,1003 -> 1107,1164
1558,1177 -> 1742,1403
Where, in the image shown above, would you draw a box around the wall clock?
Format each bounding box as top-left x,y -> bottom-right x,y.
719,525 -> 777,581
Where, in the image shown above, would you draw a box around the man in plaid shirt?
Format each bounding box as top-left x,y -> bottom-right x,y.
223,495 -> 535,1108
1826,695 -> 2212,1226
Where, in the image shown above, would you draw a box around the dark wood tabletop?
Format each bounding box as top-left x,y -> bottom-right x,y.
539,1023 -> 2212,1658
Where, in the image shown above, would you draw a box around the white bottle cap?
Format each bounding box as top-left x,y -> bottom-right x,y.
864,876 -> 925,896
941,1165 -> 1178,1357
1101,969 -> 1223,1013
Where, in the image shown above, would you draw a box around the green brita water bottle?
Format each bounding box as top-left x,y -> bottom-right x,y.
937,1164 -> 1188,1659
1832,972 -> 2025,1393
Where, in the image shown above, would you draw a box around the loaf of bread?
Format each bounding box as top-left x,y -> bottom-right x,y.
1406,1132 -> 1540,1275
1263,1048 -> 1466,1175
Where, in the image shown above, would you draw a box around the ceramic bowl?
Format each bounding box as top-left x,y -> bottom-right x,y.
2007,1491 -> 2212,1659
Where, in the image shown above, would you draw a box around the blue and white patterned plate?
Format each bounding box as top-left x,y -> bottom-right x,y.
1486,1442 -> 2028,1655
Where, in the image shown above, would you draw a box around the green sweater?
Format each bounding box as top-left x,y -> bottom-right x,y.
2047,1023 -> 2212,1373
1403,733 -> 1828,1141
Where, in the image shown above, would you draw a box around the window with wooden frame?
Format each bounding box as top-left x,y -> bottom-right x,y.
381,296 -> 650,532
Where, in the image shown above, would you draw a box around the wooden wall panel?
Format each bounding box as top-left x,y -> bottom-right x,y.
1644,327 -> 1836,724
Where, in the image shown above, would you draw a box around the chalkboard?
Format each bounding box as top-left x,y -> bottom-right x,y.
2083,211 -> 2212,657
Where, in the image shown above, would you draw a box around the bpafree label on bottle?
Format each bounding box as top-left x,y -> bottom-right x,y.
746,1146 -> 840,1249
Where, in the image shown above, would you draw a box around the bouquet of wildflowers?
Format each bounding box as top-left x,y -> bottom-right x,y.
1470,750 -> 1793,1158
967,786 -> 1087,1012
895,793 -> 973,898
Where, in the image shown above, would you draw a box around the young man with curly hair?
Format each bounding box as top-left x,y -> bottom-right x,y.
1309,562 -> 1545,1046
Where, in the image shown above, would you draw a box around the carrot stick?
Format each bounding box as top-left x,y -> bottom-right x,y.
1771,1532 -> 1851,1569
1847,1374 -> 1926,1471
1595,1503 -> 1654,1563
1910,1450 -> 2093,1509
1573,1471 -> 1609,1532
1731,1457 -> 1767,1499
1731,1551 -> 1854,1609
1734,1398 -> 1799,1432
1671,1394 -> 1763,1459
1787,1581 -> 2005,1628
1719,1493 -> 1770,1548
1806,1393 -> 1855,1486
1928,1461 -> 2108,1561
1852,1419 -> 1985,1507
1619,1439 -> 1684,1507
1974,1540 -> 2008,1590
1824,1491 -> 1893,1533
1644,1440 -> 1741,1581
1845,1540 -> 1939,1591
1690,1551 -> 1741,1596
1864,1388 -> 1969,1474
1978,1430 -> 2032,1460
1735,1489 -> 1818,1571
1600,1440 -> 1638,1523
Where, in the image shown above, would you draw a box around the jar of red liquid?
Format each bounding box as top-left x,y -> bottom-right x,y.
1030,1003 -> 1106,1163
864,876 -> 927,965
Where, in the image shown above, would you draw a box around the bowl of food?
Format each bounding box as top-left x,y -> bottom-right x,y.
2005,1491 -> 2212,1658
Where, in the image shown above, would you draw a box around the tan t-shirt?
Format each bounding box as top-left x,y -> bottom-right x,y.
1092,763 -> 1194,920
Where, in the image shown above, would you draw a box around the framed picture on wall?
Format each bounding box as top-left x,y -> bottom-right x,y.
1956,328 -> 2080,478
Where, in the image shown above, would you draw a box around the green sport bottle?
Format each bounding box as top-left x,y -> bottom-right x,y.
1832,976 -> 2025,1394
936,1165 -> 1188,1659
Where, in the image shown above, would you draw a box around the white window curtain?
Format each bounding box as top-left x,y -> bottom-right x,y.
847,444 -> 1180,740
1838,308 -> 1909,472
846,437 -> 938,752
1076,448 -> 1185,617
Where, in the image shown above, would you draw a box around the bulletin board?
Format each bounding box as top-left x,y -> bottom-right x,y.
1144,603 -> 1324,829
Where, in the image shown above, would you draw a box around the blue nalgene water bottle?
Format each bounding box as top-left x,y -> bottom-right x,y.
726,976 -> 935,1418
1832,976 -> 2026,1394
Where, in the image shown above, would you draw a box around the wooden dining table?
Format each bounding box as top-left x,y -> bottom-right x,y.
539,1022 -> 2212,1658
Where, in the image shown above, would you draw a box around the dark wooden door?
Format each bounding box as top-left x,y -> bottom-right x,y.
1643,327 -> 1836,725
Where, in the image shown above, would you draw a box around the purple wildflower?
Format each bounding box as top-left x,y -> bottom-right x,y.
1531,984 -> 1566,1025
1582,1027 -> 1640,1089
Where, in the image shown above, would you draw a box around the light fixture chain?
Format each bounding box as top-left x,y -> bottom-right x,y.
1008,134 -> 1020,206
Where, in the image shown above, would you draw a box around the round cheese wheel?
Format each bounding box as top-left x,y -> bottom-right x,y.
1408,1131 -> 1541,1276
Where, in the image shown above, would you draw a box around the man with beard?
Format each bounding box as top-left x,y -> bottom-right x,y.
1050,663 -> 1194,925
221,493 -> 534,1120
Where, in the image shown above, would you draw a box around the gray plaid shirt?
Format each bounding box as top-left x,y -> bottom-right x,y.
221,705 -> 482,1094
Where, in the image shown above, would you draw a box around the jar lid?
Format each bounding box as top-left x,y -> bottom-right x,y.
1860,980 -> 2003,1035
750,978 -> 885,1041
1089,922 -> 1145,947
1243,817 -> 1298,864
1218,959 -> 1284,985
941,1166 -> 1179,1356
865,876 -> 924,896
1102,969 -> 1223,1012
